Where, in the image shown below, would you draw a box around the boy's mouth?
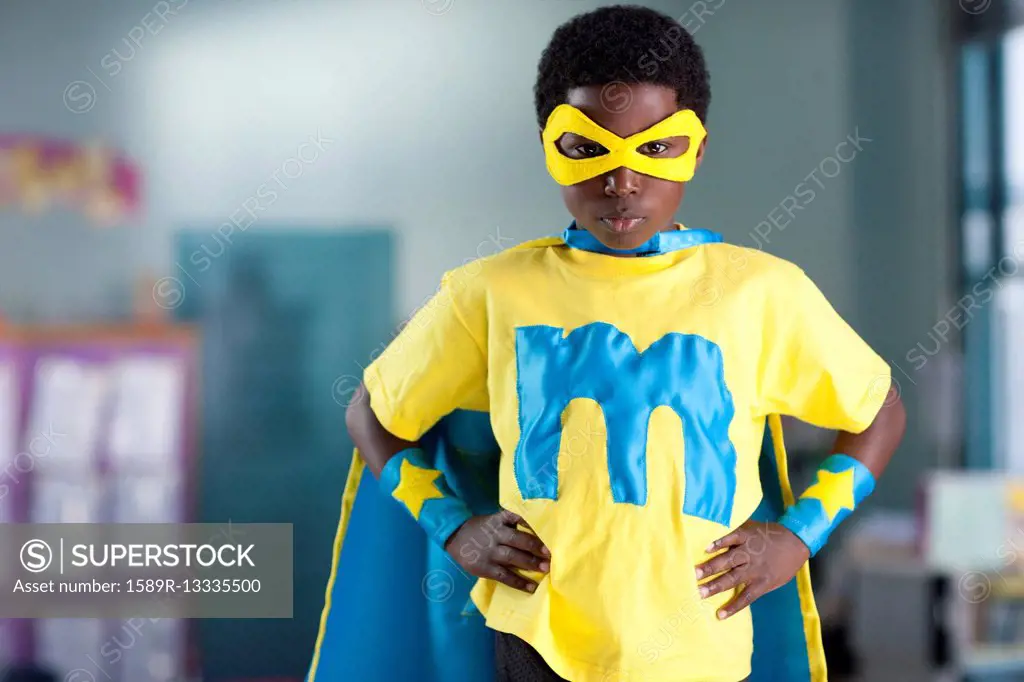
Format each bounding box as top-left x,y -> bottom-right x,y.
599,216 -> 646,233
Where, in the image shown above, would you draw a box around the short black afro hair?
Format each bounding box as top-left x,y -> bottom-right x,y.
534,5 -> 711,129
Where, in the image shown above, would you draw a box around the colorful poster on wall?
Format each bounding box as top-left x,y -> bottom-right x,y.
0,135 -> 141,225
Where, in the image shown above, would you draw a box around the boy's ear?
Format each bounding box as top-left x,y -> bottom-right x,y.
694,136 -> 708,171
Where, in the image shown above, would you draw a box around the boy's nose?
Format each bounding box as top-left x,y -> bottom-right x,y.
604,167 -> 640,197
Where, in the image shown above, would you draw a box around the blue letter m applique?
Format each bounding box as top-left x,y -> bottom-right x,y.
514,322 -> 738,526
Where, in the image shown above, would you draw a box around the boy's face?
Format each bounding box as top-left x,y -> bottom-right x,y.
546,83 -> 706,252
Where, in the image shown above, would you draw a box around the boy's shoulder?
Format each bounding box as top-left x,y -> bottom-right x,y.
441,231 -> 811,290
441,235 -> 564,285
510,236 -> 565,251
703,241 -> 805,276
694,241 -> 818,305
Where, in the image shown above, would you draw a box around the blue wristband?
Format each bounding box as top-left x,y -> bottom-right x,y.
379,447 -> 474,549
778,454 -> 876,557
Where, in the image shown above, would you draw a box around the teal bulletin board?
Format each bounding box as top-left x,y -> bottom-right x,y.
173,228 -> 402,679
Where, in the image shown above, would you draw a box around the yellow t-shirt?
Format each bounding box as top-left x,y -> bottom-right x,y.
364,232 -> 890,682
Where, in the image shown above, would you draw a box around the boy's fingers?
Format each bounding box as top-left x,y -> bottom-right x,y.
494,545 -> 550,573
498,526 -> 551,558
706,529 -> 747,553
699,565 -> 748,599
488,564 -> 538,594
716,581 -> 763,620
695,547 -> 749,580
500,508 -> 544,539
500,509 -> 527,528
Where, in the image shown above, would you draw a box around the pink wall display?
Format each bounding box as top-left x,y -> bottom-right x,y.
0,136 -> 141,225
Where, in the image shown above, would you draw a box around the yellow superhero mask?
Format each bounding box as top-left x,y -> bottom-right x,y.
542,104 -> 707,185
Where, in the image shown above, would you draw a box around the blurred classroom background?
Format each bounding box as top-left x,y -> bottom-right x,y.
0,0 -> 1022,680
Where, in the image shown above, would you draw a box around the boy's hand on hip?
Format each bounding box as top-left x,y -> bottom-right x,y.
695,520 -> 810,620
444,509 -> 551,594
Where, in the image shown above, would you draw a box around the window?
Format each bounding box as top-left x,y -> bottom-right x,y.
958,20 -> 1024,471
995,27 -> 1024,471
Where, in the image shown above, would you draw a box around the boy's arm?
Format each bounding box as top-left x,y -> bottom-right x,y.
699,384 -> 905,621
348,271 -> 550,592
346,382 -> 417,478
697,264 -> 906,619
831,383 -> 906,479
347,379 -> 550,593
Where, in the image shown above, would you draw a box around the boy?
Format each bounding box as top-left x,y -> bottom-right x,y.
345,5 -> 905,681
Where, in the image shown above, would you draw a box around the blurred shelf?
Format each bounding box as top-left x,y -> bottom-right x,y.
852,552 -> 933,578
961,644 -> 1024,674
851,668 -> 959,682
990,573 -> 1024,598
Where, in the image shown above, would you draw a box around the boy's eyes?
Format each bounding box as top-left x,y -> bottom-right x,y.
557,135 -> 609,159
574,142 -> 607,157
557,135 -> 690,159
637,141 -> 670,155
638,137 -> 690,157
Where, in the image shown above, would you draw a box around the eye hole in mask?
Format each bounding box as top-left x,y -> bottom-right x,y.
542,104 -> 707,185
555,134 -> 693,161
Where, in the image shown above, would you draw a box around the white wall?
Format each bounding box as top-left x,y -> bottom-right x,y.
847,0 -> 955,507
0,0 -> 951,506
141,0 -> 861,316
1,0 -> 861,319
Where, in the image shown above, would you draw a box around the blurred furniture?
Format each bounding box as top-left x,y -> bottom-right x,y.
0,323 -> 198,681
845,471 -> 1024,681
0,665 -> 57,682
0,335 -> 17,670
847,527 -> 951,681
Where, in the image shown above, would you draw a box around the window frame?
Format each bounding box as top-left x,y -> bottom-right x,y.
955,3 -> 1022,469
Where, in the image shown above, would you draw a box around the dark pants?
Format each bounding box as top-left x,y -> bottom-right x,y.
494,631 -> 750,682
495,632 -> 569,682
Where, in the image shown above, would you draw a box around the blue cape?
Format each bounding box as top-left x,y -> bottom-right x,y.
306,411 -> 826,682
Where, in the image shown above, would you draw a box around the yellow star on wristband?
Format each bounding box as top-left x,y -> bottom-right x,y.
801,468 -> 857,522
392,459 -> 445,520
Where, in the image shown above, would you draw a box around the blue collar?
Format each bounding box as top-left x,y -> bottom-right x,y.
562,223 -> 723,256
